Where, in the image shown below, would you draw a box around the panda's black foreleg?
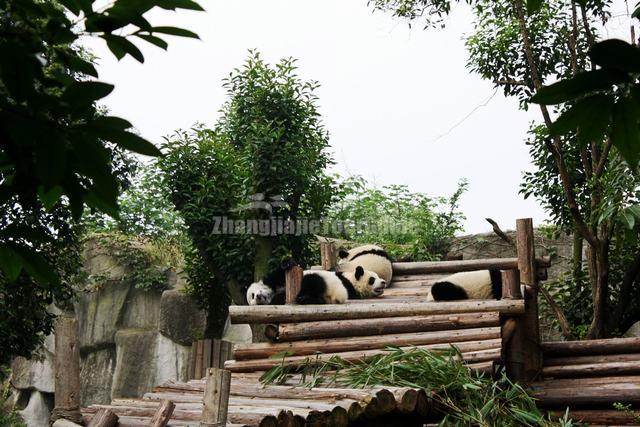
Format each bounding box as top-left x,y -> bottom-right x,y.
431,281 -> 469,300
295,274 -> 328,305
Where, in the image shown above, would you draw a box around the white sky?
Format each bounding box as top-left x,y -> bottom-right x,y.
82,0 -> 635,234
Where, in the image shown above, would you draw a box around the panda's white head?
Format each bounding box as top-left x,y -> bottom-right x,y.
246,280 -> 274,305
351,266 -> 386,297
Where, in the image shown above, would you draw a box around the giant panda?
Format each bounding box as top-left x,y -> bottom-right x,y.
427,269 -> 502,301
245,259 -> 296,305
336,244 -> 393,284
296,266 -> 386,304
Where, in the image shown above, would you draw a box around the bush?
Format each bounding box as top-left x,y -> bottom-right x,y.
325,176 -> 467,261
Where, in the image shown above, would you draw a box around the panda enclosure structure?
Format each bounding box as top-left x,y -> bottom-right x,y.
70,218 -> 640,426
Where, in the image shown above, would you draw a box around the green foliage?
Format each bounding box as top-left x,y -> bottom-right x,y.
325,176 -> 467,260
160,52 -> 335,331
84,160 -> 187,242
0,368 -> 25,427
83,232 -> 183,292
613,402 -> 640,423
532,39 -> 640,168
260,347 -> 573,426
0,0 -> 201,287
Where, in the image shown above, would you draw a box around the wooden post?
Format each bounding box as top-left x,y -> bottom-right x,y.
87,408 -> 118,427
211,339 -> 233,369
501,269 -> 522,300
51,316 -> 83,425
201,368 -> 232,427
515,218 -> 542,382
285,265 -> 303,304
500,269 -> 525,380
149,399 -> 175,427
320,241 -> 337,270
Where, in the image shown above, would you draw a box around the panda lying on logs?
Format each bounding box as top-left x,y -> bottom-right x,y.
427,269 -> 502,301
246,263 -> 386,305
336,244 -> 393,284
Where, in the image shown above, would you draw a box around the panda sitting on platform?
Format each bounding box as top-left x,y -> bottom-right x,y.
335,244 -> 393,285
427,269 -> 502,301
245,262 -> 386,305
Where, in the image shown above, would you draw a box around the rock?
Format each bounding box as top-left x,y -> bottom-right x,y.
156,334 -> 191,384
119,288 -> 161,330
18,391 -> 53,427
159,290 -> 206,346
10,348 -> 55,394
75,280 -> 133,351
83,240 -> 129,281
111,329 -> 158,399
624,321 -> 640,337
222,317 -> 252,344
80,347 -> 116,406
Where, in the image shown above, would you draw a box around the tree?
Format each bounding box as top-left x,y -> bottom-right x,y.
159,52 -> 336,336
0,0 -> 202,362
370,0 -> 639,337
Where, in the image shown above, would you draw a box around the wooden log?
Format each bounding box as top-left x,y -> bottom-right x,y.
501,269 -> 522,299
501,318 -> 517,345
189,341 -> 198,380
532,375 -> 640,390
320,242 -> 337,270
285,265 -> 303,304
515,218 -> 542,383
229,299 -> 525,324
211,339 -> 233,370
149,399 -> 175,427
233,327 -> 500,360
544,352 -> 640,366
201,368 -> 231,427
391,256 -> 550,275
51,316 -> 83,425
532,382 -> 640,407
542,337 -> 640,357
224,339 -> 501,372
542,360 -> 640,378
546,409 -> 640,425
194,340 -> 204,380
500,269 -> 525,381
87,408 -> 118,427
266,312 -> 499,342
202,339 -> 212,376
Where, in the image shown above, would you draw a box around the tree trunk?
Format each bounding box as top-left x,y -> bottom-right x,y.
254,236 -> 274,281
587,243 -> 610,338
572,232 -> 583,282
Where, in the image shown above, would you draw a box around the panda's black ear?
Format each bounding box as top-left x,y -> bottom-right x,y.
355,266 -> 364,280
338,248 -> 349,259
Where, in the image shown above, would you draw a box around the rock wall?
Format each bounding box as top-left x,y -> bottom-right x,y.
9,238 -> 207,427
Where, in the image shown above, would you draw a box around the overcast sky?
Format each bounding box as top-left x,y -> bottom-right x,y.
82,0 -> 634,234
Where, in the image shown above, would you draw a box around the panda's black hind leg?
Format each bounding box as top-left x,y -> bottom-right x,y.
295,273 -> 328,304
431,281 -> 469,300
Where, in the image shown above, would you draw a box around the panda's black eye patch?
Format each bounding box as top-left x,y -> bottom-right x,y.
251,293 -> 255,299
368,277 -> 375,285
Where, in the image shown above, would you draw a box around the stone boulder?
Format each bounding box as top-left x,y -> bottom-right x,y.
80,347 -> 116,406
112,329 -> 158,399
623,321 -> 640,337
159,289 -> 206,346
18,391 -> 53,427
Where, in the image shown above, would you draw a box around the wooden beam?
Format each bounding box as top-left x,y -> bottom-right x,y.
542,337 -> 640,356
391,256 -> 550,275
86,408 -> 118,427
51,316 -> 83,425
544,352 -> 640,366
265,312 -> 499,342
149,399 -> 175,427
229,300 -> 525,324
233,327 -> 500,360
320,242 -> 337,270
542,360 -> 640,378
515,218 -> 542,383
201,368 -> 231,427
285,265 -> 303,304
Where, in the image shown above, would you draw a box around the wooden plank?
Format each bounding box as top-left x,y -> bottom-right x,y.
320,242 -> 337,270
546,409 -> 640,425
542,360 -> 640,378
515,218 -> 541,383
544,353 -> 640,367
391,256 -> 550,275
224,339 -> 501,372
52,316 -> 83,425
285,266 -> 303,304
194,340 -> 204,380
229,300 -> 525,324
542,337 -> 640,356
202,339 -> 212,374
149,399 -> 175,427
233,327 -> 501,360
532,382 -> 640,407
267,312 -> 499,342
201,368 -> 231,427
87,408 -> 118,427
